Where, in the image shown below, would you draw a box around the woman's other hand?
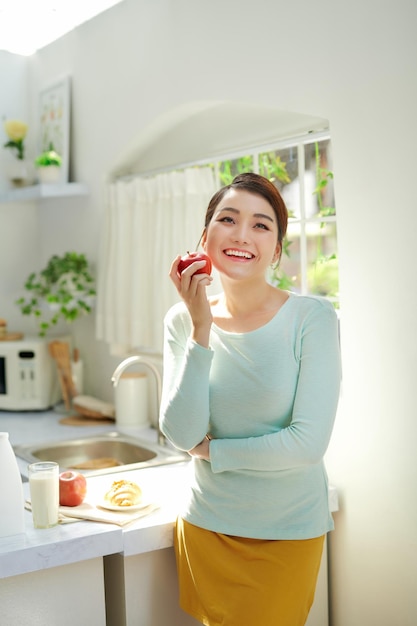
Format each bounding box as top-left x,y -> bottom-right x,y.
188,436 -> 211,461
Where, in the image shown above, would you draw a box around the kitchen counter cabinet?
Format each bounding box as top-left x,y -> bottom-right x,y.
0,558 -> 107,626
0,478 -> 123,625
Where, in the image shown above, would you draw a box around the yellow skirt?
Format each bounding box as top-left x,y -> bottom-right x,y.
174,518 -> 324,626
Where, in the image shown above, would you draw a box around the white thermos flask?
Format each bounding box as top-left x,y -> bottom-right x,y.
0,432 -> 25,538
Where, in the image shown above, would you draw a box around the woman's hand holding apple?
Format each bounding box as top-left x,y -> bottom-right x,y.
170,252 -> 213,349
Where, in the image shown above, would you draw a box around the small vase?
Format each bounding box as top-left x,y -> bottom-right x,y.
7,158 -> 33,187
37,166 -> 61,184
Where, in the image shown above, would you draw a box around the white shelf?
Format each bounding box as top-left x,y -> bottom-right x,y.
0,182 -> 88,203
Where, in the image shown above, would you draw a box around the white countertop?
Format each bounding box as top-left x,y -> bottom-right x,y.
0,409 -> 338,579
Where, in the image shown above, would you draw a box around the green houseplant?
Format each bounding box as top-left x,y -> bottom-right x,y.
16,252 -> 96,337
34,143 -> 62,183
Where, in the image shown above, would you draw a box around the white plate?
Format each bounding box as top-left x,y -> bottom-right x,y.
97,499 -> 151,512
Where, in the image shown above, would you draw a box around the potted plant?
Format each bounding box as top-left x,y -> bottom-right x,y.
16,252 -> 96,337
34,143 -> 62,183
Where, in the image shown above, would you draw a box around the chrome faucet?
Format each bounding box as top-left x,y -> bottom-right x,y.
111,355 -> 165,446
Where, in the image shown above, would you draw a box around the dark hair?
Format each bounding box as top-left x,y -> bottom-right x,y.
204,172 -> 288,243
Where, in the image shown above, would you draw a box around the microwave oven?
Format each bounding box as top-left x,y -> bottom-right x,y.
0,337 -> 65,411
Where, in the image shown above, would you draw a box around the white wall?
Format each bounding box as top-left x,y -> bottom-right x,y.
0,52 -> 41,326
1,1 -> 416,624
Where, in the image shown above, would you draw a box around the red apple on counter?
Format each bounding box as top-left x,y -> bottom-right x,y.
59,471 -> 87,507
178,252 -> 212,276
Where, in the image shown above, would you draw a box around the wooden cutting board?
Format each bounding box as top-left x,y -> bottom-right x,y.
59,415 -> 115,426
0,332 -> 23,341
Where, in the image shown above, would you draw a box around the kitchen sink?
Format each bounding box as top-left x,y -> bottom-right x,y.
14,431 -> 189,477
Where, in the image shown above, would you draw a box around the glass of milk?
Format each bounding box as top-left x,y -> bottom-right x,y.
28,461 -> 59,528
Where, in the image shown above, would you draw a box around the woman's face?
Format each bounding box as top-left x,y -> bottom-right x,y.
202,189 -> 281,281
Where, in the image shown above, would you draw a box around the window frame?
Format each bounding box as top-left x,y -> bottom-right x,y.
210,130 -> 338,306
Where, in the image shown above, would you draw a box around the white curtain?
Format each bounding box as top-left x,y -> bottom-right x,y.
96,166 -> 217,355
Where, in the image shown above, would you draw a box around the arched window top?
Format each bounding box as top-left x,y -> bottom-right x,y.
109,101 -> 329,180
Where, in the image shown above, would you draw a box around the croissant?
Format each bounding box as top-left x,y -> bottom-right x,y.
104,479 -> 142,507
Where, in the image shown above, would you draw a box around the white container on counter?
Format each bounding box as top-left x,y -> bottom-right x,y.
0,432 -> 25,538
114,372 -> 149,427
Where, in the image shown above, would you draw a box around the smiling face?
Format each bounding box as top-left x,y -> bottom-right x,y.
201,189 -> 281,281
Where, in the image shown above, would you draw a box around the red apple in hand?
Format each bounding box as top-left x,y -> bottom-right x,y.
178,252 -> 212,276
59,471 -> 87,507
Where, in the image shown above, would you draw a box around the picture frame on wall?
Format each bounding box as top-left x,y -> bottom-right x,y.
38,76 -> 71,184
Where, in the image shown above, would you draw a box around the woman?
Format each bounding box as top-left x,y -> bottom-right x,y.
160,172 -> 341,626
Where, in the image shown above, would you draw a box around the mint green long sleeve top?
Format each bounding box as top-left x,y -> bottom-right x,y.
160,293 -> 341,540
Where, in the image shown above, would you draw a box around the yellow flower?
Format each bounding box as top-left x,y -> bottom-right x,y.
3,119 -> 28,160
4,119 -> 28,141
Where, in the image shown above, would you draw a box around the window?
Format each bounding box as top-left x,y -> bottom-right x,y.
212,131 -> 339,307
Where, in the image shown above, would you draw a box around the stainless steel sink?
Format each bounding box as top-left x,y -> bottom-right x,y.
14,431 -> 189,477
